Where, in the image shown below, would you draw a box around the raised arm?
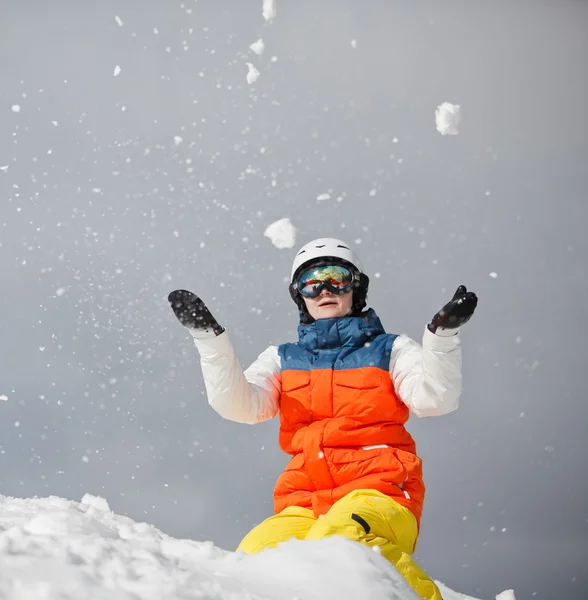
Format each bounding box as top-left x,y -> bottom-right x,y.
390,285 -> 477,418
390,328 -> 462,417
168,290 -> 280,424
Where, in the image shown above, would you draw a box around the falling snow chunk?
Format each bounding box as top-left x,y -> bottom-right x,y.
113,65 -> 121,76
0,165 -> 8,172
114,15 -> 123,27
264,218 -> 296,249
246,63 -> 260,84
317,193 -> 331,202
55,288 -> 66,297
250,39 -> 265,55
0,395 -> 7,402
435,102 -> 461,135
263,0 -> 276,22
351,39 -> 358,48
174,136 -> 183,146
11,105 -> 21,113
489,272 -> 498,279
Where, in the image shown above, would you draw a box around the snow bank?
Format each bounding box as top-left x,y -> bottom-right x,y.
0,493 -> 504,599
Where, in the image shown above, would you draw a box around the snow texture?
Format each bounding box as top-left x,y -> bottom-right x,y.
262,0 -> 276,22
263,218 -> 296,249
246,63 -> 260,84
435,102 -> 461,135
250,39 -> 265,55
0,493 -> 515,600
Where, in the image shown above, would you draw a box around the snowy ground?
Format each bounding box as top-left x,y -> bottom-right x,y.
0,493 -> 511,600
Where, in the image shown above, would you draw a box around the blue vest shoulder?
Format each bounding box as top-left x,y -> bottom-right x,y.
278,332 -> 398,372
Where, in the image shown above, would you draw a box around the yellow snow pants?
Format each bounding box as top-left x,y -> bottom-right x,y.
237,489 -> 442,600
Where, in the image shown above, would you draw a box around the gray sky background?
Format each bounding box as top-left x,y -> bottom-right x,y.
1,1 -> 587,598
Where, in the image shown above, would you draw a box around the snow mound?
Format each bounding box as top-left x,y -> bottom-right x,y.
0,493 -> 502,600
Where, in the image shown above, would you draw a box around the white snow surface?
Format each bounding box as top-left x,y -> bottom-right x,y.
263,218 -> 296,249
0,493 -> 514,600
435,102 -> 461,135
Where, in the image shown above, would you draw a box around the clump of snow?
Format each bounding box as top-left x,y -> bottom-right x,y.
250,39 -> 265,55
351,39 -> 358,48
317,192 -> 331,201
0,395 -> 7,401
262,0 -> 276,22
114,15 -> 123,27
81,494 -> 111,512
0,165 -> 8,172
246,63 -> 260,84
435,102 -> 461,135
11,105 -> 21,113
174,136 -> 184,146
264,218 -> 296,249
495,591 -> 517,600
113,65 -> 122,76
489,272 -> 498,279
0,493 -> 495,600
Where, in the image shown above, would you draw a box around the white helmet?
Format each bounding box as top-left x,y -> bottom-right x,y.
290,238 -> 365,282
289,238 -> 369,322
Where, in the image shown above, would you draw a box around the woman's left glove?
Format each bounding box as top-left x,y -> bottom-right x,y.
168,289 -> 225,336
428,285 -> 478,333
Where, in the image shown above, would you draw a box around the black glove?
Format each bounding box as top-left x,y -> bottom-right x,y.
168,289 -> 225,336
428,285 -> 478,333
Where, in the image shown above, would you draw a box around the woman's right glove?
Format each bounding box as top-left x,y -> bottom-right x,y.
168,289 -> 225,336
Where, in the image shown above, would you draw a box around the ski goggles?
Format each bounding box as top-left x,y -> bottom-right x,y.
294,264 -> 356,298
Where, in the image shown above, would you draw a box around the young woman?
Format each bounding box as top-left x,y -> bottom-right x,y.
168,238 -> 478,600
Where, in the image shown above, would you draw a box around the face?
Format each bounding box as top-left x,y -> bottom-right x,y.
303,288 -> 354,320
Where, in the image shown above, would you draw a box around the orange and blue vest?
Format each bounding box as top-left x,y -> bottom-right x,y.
274,309 -> 425,527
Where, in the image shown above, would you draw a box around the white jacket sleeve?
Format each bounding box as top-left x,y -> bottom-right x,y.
190,330 -> 281,424
389,326 -> 463,418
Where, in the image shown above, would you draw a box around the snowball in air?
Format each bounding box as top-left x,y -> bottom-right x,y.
250,39 -> 265,55
246,63 -> 260,84
264,218 -> 296,249
11,105 -> 21,113
435,102 -> 461,135
263,0 -> 276,22
113,65 -> 121,76
0,395 -> 7,402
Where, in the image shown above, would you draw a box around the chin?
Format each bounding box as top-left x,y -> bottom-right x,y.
316,308 -> 343,319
